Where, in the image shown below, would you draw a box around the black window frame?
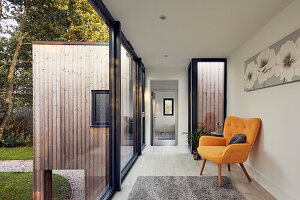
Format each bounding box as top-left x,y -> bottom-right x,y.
163,98 -> 174,116
87,1 -> 146,198
91,90 -> 110,127
188,58 -> 227,153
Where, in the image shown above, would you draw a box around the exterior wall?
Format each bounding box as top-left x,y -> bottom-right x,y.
227,1 -> 300,199
33,43 -> 109,199
197,62 -> 225,132
145,68 -> 188,146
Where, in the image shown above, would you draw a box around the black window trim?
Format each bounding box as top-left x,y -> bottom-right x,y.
91,90 -> 110,127
87,1 -> 146,198
188,58 -> 227,153
163,98 -> 174,116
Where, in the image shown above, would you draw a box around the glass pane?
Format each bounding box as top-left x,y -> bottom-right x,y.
121,45 -> 136,169
95,92 -> 109,124
197,62 -> 225,132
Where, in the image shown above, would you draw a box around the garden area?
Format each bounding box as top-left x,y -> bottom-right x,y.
0,172 -> 71,200
0,146 -> 33,160
0,0 -> 108,198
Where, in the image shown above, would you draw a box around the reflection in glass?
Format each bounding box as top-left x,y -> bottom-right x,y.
121,45 -> 136,169
92,90 -> 109,126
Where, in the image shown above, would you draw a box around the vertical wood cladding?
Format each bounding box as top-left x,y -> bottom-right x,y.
197,62 -> 225,131
33,43 -> 109,199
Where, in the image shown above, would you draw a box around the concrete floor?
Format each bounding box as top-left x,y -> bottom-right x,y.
153,131 -> 176,146
112,145 -> 275,200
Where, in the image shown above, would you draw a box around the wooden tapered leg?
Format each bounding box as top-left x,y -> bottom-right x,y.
218,164 -> 222,187
227,164 -> 230,171
239,163 -> 251,182
200,159 -> 206,175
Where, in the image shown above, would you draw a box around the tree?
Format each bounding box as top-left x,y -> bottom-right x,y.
1,0 -> 29,137
0,0 -> 109,139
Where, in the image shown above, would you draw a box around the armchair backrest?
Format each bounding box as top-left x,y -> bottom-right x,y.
223,116 -> 261,146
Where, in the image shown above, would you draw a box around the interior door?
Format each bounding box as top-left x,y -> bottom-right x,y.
152,91 -> 176,146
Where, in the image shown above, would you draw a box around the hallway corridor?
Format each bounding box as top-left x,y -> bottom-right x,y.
112,146 -> 275,200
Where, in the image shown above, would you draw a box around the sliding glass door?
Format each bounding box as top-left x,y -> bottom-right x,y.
120,45 -> 137,170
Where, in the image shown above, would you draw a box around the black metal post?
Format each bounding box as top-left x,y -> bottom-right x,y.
137,58 -> 142,155
109,21 -> 121,191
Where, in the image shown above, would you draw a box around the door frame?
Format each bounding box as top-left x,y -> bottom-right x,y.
151,89 -> 178,146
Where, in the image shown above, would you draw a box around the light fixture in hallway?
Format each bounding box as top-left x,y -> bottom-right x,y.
159,15 -> 167,20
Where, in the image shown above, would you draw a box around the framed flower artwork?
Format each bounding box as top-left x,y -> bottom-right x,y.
244,28 -> 300,91
163,98 -> 174,116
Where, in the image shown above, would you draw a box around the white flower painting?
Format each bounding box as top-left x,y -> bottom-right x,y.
244,62 -> 258,89
294,37 -> 300,76
275,41 -> 300,81
244,28 -> 300,91
257,48 -> 276,84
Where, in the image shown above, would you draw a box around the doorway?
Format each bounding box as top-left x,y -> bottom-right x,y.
151,80 -> 178,146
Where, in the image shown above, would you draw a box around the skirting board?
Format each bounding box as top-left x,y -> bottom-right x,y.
243,163 -> 297,200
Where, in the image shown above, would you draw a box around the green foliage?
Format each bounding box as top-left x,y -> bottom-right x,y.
60,0 -> 109,42
0,108 -> 33,147
0,147 -> 33,160
0,172 -> 71,200
185,127 -> 211,150
1,126 -> 32,147
1,0 -> 109,141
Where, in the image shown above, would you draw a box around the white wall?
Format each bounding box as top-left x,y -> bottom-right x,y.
227,1 -> 300,199
145,68 -> 188,146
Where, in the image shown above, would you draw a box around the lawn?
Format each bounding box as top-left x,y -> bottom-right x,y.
0,172 -> 72,200
0,147 -> 33,160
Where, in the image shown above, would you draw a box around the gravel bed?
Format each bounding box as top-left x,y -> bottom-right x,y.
0,160 -> 84,200
53,170 -> 85,200
0,160 -> 32,172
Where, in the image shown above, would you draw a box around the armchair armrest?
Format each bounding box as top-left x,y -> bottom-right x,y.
199,136 -> 226,146
222,143 -> 252,163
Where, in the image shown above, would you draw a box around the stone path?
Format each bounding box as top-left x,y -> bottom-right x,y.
0,160 -> 84,200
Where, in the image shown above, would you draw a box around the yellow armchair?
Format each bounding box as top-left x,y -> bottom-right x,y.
197,116 -> 261,187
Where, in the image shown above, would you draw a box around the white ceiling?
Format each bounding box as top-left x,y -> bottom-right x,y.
103,0 -> 292,68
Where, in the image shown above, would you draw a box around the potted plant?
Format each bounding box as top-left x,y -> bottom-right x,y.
184,127 -> 210,160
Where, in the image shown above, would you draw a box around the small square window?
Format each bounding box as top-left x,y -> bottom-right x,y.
92,90 -> 109,126
163,98 -> 174,116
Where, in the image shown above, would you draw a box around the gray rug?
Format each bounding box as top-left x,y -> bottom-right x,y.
128,176 -> 245,200
157,132 -> 175,140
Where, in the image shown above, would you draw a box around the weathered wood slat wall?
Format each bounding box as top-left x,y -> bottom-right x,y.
197,62 -> 225,131
33,43 -> 109,200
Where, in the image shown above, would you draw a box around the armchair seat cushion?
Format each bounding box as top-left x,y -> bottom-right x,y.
197,146 -> 226,164
198,143 -> 252,164
197,117 -> 261,165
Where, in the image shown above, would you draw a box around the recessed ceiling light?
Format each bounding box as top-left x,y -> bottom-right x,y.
159,15 -> 167,20
164,55 -> 168,57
